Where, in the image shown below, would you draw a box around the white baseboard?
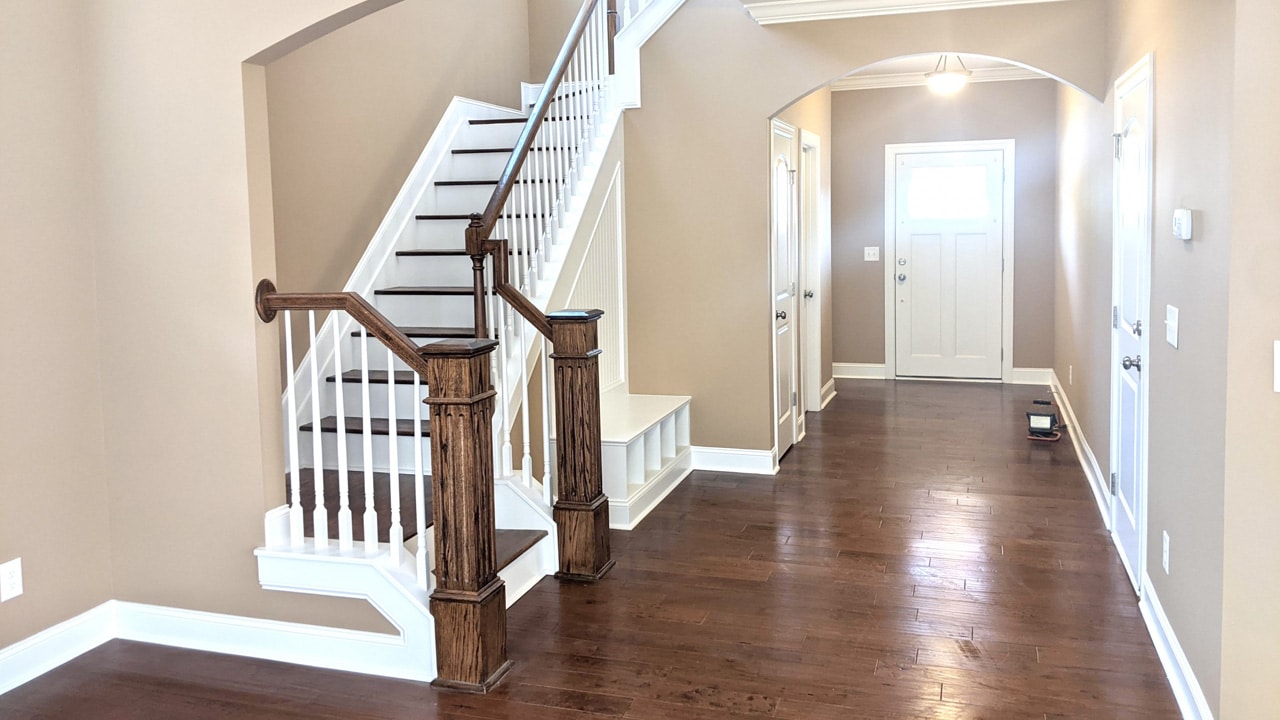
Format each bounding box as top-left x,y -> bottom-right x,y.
114,600 -> 435,683
820,378 -> 837,409
1004,367 -> 1055,385
691,446 -> 778,475
0,602 -> 115,695
1050,371 -> 1111,528
610,448 -> 693,530
1140,577 -> 1215,720
832,362 -> 886,380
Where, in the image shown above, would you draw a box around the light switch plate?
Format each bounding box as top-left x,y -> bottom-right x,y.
1165,305 -> 1179,349
1172,209 -> 1193,241
864,247 -> 880,262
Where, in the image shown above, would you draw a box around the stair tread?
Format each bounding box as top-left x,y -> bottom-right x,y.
396,249 -> 531,258
326,370 -> 419,385
301,416 -> 431,437
496,529 -> 549,571
288,468 -> 432,544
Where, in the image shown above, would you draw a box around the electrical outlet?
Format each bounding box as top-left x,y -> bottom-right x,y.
864,247 -> 880,262
1162,532 -> 1170,574
0,558 -> 22,602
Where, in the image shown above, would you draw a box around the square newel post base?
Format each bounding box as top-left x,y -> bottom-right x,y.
429,578 -> 512,693
553,494 -> 615,582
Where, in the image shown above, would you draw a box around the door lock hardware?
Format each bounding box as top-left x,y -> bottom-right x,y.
898,274 -> 907,282
1122,355 -> 1143,372
776,310 -> 787,320
803,290 -> 814,299
898,258 -> 907,266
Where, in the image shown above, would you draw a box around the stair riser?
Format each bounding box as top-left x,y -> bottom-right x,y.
372,293 -> 475,328
330,380 -> 429,420
421,185 -> 552,217
400,218 -> 469,251
298,432 -> 433,476
439,153 -> 512,181
454,122 -> 524,149
386,255 -> 473,288
455,119 -> 576,150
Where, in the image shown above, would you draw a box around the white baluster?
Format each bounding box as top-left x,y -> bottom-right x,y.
386,348 -> 402,565
309,311 -> 328,549
519,316 -> 533,487
413,372 -> 429,590
360,327 -> 378,554
541,335 -> 553,506
333,318 -> 352,550
497,288 -> 514,477
284,312 -> 304,548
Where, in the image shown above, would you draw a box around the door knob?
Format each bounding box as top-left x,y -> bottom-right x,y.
776,310 -> 787,320
1122,355 -> 1142,372
898,273 -> 907,282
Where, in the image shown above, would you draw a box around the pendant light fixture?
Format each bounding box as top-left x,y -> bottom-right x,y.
926,54 -> 972,95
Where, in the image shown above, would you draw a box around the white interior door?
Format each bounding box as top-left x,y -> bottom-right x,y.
772,120 -> 799,458
893,150 -> 1005,379
1111,56 -> 1153,591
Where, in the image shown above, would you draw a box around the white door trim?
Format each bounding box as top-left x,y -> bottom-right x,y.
800,130 -> 825,416
883,139 -> 1016,381
1109,53 -> 1154,593
771,118 -> 800,463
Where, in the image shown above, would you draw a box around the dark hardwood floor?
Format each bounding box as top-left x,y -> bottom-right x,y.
0,380 -> 1180,718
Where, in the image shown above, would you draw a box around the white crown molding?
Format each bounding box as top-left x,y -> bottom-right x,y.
832,64 -> 1046,91
746,0 -> 1069,25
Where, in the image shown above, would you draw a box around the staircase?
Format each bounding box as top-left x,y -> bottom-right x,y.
252,0 -> 686,691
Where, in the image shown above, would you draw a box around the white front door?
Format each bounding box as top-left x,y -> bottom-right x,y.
893,150 -> 1005,379
772,120 -> 799,458
1111,56 -> 1153,591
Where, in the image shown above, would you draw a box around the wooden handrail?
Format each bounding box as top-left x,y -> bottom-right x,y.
466,0 -> 616,340
255,279 -> 430,377
473,0 -> 605,237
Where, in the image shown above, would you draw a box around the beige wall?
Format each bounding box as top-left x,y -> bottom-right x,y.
777,88 -> 835,392
268,0 -> 530,302
625,0 -> 1106,450
1221,1 -> 1280,717
0,0 -> 115,649
831,79 -> 1058,368
528,0 -> 583,81
86,0 -> 410,634
1055,0 -> 1236,710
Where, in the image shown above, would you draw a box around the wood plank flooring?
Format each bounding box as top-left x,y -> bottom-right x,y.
0,380 -> 1180,718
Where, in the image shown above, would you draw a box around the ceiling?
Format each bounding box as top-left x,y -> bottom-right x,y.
832,53 -> 1048,91
742,0 -> 1072,25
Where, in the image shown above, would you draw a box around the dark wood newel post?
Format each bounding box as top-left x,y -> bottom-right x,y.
421,338 -> 512,693
548,309 -> 615,582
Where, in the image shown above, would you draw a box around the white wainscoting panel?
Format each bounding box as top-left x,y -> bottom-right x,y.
565,166 -> 626,391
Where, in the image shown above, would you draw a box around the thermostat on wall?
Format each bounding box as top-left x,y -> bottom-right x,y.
1173,209 -> 1193,241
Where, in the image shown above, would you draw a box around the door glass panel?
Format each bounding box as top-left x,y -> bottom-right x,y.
907,165 -> 989,220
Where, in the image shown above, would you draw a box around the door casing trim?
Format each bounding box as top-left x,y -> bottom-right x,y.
1109,53 -> 1154,594
883,139 -> 1017,381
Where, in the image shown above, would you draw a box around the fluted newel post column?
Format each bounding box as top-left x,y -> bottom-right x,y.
421,338 -> 512,693
548,310 -> 615,582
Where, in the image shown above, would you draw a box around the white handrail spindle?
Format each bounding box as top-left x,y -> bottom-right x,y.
359,327 -> 378,554
519,316 -> 533,487
386,348 -> 402,565
309,311 -> 327,549
333,318 -> 352,549
284,312 -> 303,548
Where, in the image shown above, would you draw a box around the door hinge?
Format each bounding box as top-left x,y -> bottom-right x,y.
792,391 -> 797,407
789,169 -> 797,186
1110,472 -> 1118,495
1112,306 -> 1119,329
1113,133 -> 1123,160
